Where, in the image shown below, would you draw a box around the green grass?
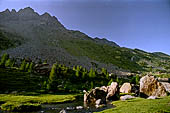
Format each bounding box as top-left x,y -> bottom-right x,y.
0,94 -> 77,104
60,39 -> 143,72
98,96 -> 170,113
0,94 -> 78,111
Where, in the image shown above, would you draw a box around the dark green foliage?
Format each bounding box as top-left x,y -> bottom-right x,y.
0,53 -> 9,67
0,68 -> 44,92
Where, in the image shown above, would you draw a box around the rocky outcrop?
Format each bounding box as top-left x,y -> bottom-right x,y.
84,82 -> 119,106
120,83 -> 132,93
140,75 -> 167,97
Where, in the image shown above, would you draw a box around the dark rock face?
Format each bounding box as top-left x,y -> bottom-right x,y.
140,75 -> 167,97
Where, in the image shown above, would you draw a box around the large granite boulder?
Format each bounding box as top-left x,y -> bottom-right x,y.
120,83 -> 132,93
140,75 -> 167,97
84,87 -> 107,104
106,82 -> 119,100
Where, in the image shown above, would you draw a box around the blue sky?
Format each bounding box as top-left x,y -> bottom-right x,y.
0,0 -> 170,54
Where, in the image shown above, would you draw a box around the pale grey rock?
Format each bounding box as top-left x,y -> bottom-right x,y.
120,95 -> 135,101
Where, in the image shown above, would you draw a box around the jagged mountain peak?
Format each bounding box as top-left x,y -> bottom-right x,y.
1,9 -> 11,15
18,7 -> 34,13
41,12 -> 51,17
11,9 -> 17,14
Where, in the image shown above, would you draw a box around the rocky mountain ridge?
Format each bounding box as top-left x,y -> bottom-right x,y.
0,7 -> 170,73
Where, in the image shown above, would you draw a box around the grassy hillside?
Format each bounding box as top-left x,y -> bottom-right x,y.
60,39 -> 170,72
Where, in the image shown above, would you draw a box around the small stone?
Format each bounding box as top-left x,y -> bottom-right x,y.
59,109 -> 67,113
66,107 -> 75,110
95,99 -> 102,105
76,106 -> 83,110
120,95 -> 135,101
95,104 -> 106,108
147,96 -> 157,99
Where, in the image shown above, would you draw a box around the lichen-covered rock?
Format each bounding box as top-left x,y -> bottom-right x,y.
120,83 -> 132,93
140,75 -> 167,97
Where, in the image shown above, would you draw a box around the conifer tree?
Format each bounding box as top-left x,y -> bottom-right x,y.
0,53 -> 9,67
48,63 -> 58,91
25,63 -> 30,72
89,68 -> 96,78
5,58 -> 12,67
20,60 -> 26,71
28,62 -> 33,73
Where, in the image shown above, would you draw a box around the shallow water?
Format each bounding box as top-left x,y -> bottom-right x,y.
36,101 -> 114,113
0,101 -> 114,113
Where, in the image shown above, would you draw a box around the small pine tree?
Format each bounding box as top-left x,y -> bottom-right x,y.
28,62 -> 33,73
0,53 -> 9,67
5,58 -> 12,67
89,68 -> 96,78
90,81 -> 94,89
10,59 -> 15,67
25,63 -> 30,72
20,60 -> 26,71
135,75 -> 140,85
48,63 -> 58,91
108,78 -> 113,85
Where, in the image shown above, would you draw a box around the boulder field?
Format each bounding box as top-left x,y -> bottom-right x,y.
84,75 -> 170,106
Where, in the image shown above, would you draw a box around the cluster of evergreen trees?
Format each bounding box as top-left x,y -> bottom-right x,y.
0,53 -> 33,72
45,62 -> 140,92
44,62 -> 113,92
0,53 -> 140,93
